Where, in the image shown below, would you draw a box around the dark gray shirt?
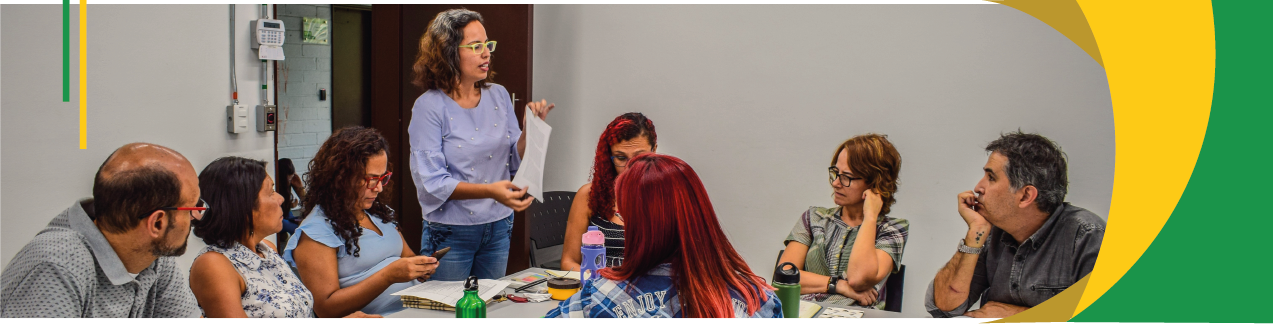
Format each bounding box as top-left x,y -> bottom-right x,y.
0,199 -> 200,317
925,203 -> 1105,317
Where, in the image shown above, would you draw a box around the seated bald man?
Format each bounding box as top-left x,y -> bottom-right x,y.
0,143 -> 202,317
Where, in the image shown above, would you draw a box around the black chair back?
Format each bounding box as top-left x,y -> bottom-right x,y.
882,264 -> 906,312
526,191 -> 576,269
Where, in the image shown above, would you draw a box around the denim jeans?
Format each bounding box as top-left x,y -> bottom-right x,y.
420,213 -> 513,281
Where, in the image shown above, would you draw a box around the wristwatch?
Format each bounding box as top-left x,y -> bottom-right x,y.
957,239 -> 983,254
827,275 -> 843,294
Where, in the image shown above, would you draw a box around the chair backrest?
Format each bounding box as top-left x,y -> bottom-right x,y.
526,191 -> 576,269
882,264 -> 906,312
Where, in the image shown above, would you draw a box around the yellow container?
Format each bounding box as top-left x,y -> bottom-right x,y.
547,278 -> 581,301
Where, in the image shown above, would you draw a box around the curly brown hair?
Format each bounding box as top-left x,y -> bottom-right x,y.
832,134 -> 902,216
302,126 -> 395,257
411,9 -> 495,94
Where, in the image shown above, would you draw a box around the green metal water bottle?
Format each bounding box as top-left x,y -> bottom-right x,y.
773,262 -> 801,318
455,276 -> 486,318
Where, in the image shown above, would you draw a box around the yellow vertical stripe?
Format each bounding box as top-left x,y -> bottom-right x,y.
78,0 -> 87,149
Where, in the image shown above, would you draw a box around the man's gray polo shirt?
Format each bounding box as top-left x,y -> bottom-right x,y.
0,199 -> 200,317
925,203 -> 1106,317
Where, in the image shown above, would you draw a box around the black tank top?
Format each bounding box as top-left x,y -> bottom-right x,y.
588,213 -> 625,267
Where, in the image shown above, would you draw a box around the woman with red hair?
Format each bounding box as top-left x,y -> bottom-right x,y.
546,153 -> 782,318
560,112 -> 656,270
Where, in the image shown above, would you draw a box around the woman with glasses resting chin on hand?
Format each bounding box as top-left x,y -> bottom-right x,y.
778,134 -> 910,310
189,156 -> 377,318
407,8 -> 556,281
284,126 -> 438,317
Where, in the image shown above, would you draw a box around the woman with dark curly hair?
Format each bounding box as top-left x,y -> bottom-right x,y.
560,112 -> 656,270
283,126 -> 438,317
407,8 -> 556,280
778,134 -> 910,310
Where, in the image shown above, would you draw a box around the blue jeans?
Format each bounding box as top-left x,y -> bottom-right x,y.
420,213 -> 513,281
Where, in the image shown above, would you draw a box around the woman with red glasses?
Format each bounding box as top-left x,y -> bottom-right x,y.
283,126 -> 439,317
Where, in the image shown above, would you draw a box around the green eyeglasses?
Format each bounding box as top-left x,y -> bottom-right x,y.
459,41 -> 497,54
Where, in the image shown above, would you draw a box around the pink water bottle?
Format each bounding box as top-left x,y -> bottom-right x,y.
580,226 -> 606,281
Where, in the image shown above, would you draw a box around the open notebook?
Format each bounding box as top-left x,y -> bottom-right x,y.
800,301 -> 865,318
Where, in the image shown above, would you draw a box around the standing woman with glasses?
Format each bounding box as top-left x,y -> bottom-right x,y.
777,134 -> 910,310
560,112 -> 657,271
408,8 -> 556,281
284,126 -> 439,317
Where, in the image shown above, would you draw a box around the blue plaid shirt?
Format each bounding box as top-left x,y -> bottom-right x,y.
545,264 -> 783,318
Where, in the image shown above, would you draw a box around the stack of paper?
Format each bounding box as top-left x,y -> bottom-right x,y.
391,279 -> 510,311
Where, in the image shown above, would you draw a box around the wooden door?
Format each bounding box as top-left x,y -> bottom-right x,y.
371,4 -> 533,275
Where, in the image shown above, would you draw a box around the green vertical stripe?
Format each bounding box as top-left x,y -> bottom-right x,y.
63,0 -> 69,102
1070,1 -> 1272,322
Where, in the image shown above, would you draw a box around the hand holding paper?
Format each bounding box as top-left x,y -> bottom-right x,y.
512,106 -> 552,202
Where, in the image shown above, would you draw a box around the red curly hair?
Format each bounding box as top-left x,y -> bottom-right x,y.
587,112 -> 656,220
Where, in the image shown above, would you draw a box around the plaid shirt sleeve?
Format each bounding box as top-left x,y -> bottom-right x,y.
784,208 -> 815,246
875,216 -> 910,273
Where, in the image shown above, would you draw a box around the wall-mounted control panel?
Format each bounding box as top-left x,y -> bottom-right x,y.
257,105 -> 277,132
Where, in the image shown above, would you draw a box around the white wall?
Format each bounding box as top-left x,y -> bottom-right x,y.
532,4 -> 1113,317
1,4 -> 276,271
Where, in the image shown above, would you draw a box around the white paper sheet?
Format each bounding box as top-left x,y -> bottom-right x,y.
511,107 -> 552,202
258,45 -> 285,60
391,279 -> 510,306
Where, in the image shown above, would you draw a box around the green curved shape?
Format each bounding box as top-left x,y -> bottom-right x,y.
1070,1 -> 1272,322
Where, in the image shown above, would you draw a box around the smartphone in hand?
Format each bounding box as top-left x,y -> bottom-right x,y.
431,247 -> 452,260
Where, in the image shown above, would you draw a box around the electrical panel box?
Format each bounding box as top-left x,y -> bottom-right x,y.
256,105 -> 277,132
227,104 -> 249,134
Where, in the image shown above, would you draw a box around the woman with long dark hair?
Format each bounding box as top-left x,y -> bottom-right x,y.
407,8 -> 557,281
561,112 -> 657,270
547,153 -> 782,318
283,126 -> 438,317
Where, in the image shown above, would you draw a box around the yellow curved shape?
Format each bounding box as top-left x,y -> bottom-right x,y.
989,0 -> 1215,320
1070,0 -> 1214,317
994,0 -> 1104,67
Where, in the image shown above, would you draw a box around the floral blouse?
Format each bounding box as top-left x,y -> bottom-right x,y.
196,242 -> 315,318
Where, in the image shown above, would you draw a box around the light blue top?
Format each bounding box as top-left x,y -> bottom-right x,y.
283,206 -> 410,315
408,83 -> 522,225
